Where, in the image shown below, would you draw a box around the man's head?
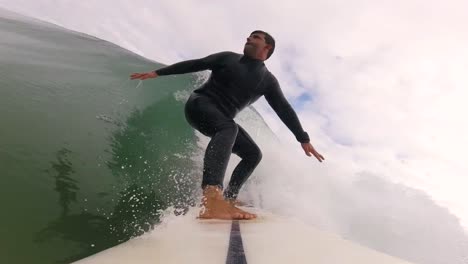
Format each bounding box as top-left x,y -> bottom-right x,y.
243,30 -> 275,60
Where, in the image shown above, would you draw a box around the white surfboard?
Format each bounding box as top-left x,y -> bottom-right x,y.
72,207 -> 414,264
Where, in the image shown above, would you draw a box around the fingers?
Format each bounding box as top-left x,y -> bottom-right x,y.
303,144 -> 325,162
314,152 -> 325,162
315,154 -> 324,162
129,72 -> 151,80
303,144 -> 313,157
130,73 -> 143,80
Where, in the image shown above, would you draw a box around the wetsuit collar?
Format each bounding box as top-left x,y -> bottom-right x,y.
240,55 -> 265,65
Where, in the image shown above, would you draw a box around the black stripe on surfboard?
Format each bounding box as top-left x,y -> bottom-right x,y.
226,220 -> 247,264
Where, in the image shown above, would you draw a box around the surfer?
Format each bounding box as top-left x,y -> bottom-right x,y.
130,30 -> 324,220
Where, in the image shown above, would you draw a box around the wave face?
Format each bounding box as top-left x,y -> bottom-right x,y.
0,9 -> 207,263
1,7 -> 468,264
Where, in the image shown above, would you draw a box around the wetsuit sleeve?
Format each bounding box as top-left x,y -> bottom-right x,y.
264,75 -> 310,143
154,52 -> 230,76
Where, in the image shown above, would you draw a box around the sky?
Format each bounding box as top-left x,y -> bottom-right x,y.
1,0 -> 467,231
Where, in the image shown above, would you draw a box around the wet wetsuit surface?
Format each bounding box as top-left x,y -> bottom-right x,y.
155,52 -> 309,198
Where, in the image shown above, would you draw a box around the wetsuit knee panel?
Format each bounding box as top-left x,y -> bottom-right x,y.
214,121 -> 238,134
240,145 -> 262,165
251,147 -> 263,165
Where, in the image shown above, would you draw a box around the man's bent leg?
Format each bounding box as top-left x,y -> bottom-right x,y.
184,94 -> 239,188
184,94 -> 256,220
201,122 -> 238,188
224,125 -> 263,201
198,125 -> 257,220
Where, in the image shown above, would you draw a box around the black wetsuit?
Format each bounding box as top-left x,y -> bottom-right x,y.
155,51 -> 309,199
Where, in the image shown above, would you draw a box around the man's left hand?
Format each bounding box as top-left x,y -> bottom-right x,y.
301,142 -> 325,162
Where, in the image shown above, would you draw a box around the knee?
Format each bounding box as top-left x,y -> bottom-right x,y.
249,146 -> 262,166
216,121 -> 239,137
218,121 -> 238,131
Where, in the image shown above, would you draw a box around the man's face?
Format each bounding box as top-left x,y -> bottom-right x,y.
243,33 -> 269,58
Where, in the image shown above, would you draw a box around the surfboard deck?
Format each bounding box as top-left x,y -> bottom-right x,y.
72,207 -> 414,264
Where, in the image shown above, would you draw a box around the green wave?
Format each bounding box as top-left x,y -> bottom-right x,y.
0,9 -> 202,263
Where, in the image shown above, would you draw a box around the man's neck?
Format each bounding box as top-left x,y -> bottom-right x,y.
242,53 -> 265,62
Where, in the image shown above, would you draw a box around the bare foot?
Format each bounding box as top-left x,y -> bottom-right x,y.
227,199 -> 250,207
199,186 -> 256,220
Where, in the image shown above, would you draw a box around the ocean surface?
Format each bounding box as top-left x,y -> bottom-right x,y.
0,9 -> 203,263
1,8 -> 468,264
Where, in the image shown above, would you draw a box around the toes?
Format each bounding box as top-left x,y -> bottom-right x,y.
240,213 -> 255,220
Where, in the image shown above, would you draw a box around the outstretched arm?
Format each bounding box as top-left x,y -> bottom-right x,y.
130,52 -> 231,80
264,76 -> 324,162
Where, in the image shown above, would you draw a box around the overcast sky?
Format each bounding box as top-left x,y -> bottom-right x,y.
1,0 -> 467,229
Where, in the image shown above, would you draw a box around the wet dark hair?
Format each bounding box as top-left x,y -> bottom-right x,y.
251,30 -> 275,59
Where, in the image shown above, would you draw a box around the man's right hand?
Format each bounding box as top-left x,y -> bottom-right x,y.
130,71 -> 158,80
